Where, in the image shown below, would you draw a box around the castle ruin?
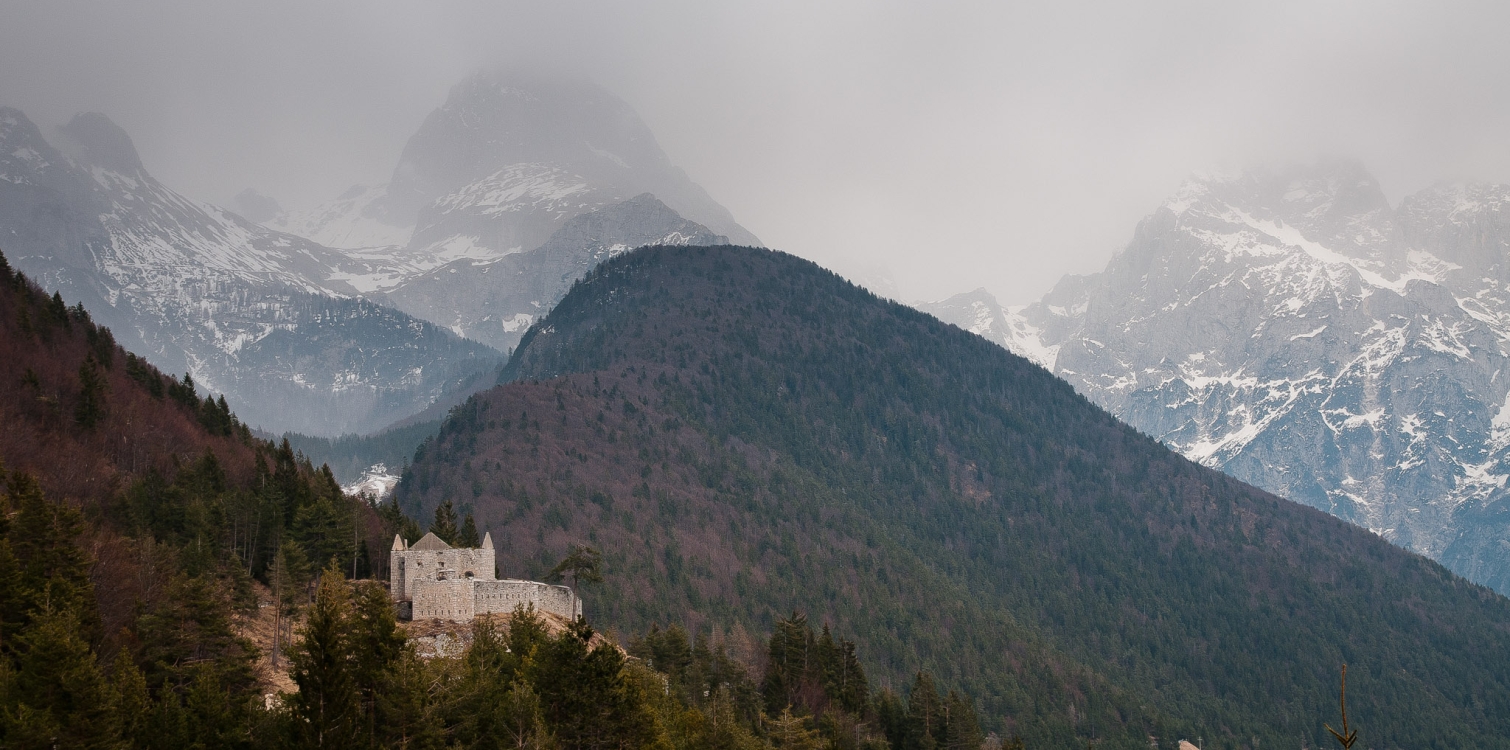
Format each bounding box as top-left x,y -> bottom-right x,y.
390,532 -> 582,622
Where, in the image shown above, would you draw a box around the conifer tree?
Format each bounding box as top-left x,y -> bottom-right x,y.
6,473 -> 96,636
459,513 -> 481,547
5,609 -> 119,748
47,290 -> 70,330
547,544 -> 603,591
430,498 -> 459,544
762,611 -> 812,714
942,690 -> 983,750
74,354 -> 106,429
111,657 -> 153,748
270,540 -> 311,668
373,647 -> 443,748
531,618 -> 655,750
767,707 -> 825,750
349,580 -> 406,743
507,604 -> 550,663
287,562 -> 359,747
906,672 -> 944,750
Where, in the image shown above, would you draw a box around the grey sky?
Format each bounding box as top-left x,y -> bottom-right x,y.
3,1 -> 1509,305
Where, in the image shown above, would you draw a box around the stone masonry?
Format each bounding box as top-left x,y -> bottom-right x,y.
390,531 -> 582,622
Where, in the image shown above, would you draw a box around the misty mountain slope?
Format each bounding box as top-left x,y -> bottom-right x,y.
270,70 -> 756,281
927,161 -> 1510,592
399,244 -> 1510,747
0,106 -> 501,435
384,193 -> 727,351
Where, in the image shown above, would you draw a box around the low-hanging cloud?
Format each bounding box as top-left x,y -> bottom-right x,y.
3,0 -> 1508,304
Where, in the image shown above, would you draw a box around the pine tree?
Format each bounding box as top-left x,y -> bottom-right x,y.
458,513 -> 481,548
287,562 -> 359,747
547,544 -> 603,591
762,611 -> 812,714
74,354 -> 107,429
906,672 -> 945,750
47,290 -> 70,330
531,618 -> 655,750
373,647 -> 443,748
269,540 -> 311,669
349,581 -> 407,744
430,499 -> 458,544
6,473 -> 96,636
767,707 -> 825,750
5,608 -> 120,748
452,616 -> 545,749
111,657 -> 153,748
942,690 -> 983,750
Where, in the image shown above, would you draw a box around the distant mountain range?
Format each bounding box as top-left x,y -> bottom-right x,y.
0,70 -> 754,435
923,160 -> 1510,593
0,108 -> 500,435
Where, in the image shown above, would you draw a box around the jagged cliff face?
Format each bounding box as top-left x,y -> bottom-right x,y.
923,161 -> 1510,592
0,108 -> 500,436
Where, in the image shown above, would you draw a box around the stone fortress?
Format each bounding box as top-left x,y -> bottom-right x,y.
390,532 -> 582,622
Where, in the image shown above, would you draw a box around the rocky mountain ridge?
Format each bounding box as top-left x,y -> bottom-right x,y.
384,193 -> 728,351
1,70 -> 756,436
0,107 -> 501,435
924,160 -> 1510,592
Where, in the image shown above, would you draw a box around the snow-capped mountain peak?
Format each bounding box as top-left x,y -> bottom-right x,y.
925,160 -> 1510,594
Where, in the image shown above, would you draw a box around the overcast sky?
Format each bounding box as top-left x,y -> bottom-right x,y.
3,1 -> 1509,304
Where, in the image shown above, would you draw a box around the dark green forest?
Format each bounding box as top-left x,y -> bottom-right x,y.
395,245 -> 1510,748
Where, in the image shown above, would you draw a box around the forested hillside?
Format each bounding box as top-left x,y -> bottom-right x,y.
0,244 -> 989,750
0,248 -> 389,745
396,245 -> 1510,747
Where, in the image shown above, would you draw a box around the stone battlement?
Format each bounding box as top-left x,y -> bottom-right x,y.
391,532 -> 581,622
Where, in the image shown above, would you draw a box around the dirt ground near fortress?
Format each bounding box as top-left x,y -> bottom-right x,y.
239,580 -> 615,699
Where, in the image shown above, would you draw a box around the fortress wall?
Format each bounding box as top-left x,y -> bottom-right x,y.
393,547 -> 497,600
411,579 -> 476,621
473,580 -> 580,620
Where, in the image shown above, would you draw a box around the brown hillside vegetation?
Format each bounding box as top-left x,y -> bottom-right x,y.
0,247 -> 393,746
0,255 -> 261,505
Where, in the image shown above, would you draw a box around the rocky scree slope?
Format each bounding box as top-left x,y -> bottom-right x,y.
397,244 -> 1510,748
925,161 -> 1510,594
0,107 -> 500,435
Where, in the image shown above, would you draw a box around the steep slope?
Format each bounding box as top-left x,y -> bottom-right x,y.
0,252 -> 398,733
0,107 -> 501,435
397,245 -> 1510,747
384,194 -> 727,351
0,249 -> 260,504
929,162 -> 1510,592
